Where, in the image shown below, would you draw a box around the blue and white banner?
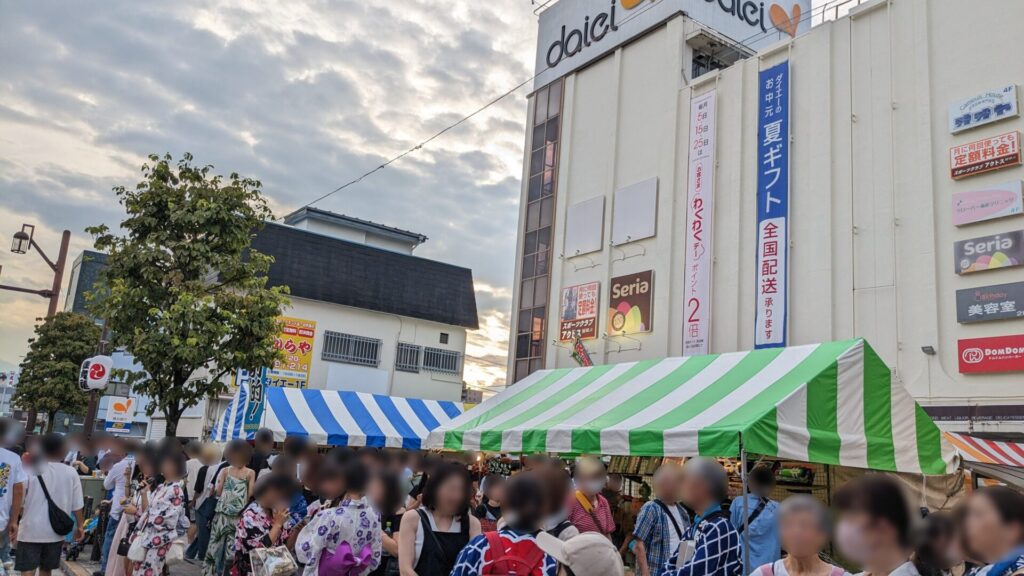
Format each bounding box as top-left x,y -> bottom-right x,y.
212,377 -> 251,442
754,61 -> 790,349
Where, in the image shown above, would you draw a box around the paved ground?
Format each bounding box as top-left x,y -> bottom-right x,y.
62,544 -> 203,576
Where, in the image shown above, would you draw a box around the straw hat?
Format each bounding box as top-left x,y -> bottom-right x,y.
535,532 -> 625,576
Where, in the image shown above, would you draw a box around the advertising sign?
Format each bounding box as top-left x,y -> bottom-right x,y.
559,282 -> 600,341
241,369 -> 265,433
956,281 -> 1024,323
754,61 -> 790,349
104,396 -> 135,435
949,131 -> 1021,180
958,334 -> 1024,374
80,355 -> 113,391
683,90 -> 716,356
608,270 -> 654,334
953,181 -> 1023,226
953,230 -> 1024,275
534,0 -> 811,89
264,317 -> 316,388
949,84 -> 1019,134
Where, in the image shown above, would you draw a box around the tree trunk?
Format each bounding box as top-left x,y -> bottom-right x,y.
46,411 -> 56,432
164,403 -> 182,438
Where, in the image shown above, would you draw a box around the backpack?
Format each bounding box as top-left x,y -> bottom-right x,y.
482,532 -> 546,576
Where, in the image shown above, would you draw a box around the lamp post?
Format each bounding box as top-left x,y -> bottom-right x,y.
1,224 -> 72,433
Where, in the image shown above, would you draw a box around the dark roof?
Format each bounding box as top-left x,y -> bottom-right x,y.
282,207 -> 428,247
251,222 -> 478,329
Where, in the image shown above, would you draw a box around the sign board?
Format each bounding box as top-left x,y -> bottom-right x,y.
958,334 -> 1024,374
950,131 -> 1021,180
80,355 -> 113,391
683,90 -> 716,356
241,369 -> 265,433
754,61 -> 790,349
608,270 -> 654,334
952,181 -> 1023,226
953,230 -> 1024,275
559,282 -> 600,341
265,317 -> 316,388
949,84 -> 1019,134
534,0 -> 812,89
105,422 -> 131,435
956,281 -> 1024,323
104,396 -> 136,435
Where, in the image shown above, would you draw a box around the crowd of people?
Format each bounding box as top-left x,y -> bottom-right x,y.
0,420 -> 1020,576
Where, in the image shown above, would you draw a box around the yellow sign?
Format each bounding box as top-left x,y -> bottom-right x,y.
266,317 -> 316,388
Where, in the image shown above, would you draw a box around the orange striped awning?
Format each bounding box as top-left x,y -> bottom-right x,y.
945,432 -> 1024,468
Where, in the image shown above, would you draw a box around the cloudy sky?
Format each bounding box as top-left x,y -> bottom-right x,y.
0,0 -> 543,389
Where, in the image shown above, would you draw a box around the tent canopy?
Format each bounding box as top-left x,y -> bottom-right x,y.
426,339 -> 957,475
945,432 -> 1024,468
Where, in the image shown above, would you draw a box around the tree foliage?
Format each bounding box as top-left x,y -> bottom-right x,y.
13,312 -> 101,432
87,153 -> 289,436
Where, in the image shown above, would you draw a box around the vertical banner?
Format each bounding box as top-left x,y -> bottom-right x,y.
755,61 -> 790,349
242,369 -> 265,433
265,317 -> 316,388
684,90 -> 717,355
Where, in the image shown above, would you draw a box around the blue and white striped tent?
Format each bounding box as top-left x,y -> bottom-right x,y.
212,375 -> 252,442
212,384 -> 464,450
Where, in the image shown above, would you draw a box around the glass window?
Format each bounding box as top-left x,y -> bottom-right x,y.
540,197 -> 553,228
535,87 -> 549,126
520,278 -> 535,308
516,334 -> 530,358
524,230 -> 538,255
530,359 -> 543,373
536,250 -> 549,274
526,201 -> 540,232
533,306 -> 546,320
536,226 -> 551,254
544,141 -> 557,169
545,119 -> 560,147
534,275 -> 548,307
521,254 -> 535,278
533,123 -> 546,151
528,174 -> 542,202
519,309 -> 533,331
542,169 -> 555,196
531,316 -> 544,340
531,148 -> 544,175
530,339 -> 543,358
547,82 -> 562,119
515,360 -> 530,381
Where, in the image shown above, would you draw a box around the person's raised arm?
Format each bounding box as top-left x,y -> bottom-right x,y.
397,510 -> 421,576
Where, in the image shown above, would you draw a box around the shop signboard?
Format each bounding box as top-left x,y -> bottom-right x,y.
683,90 -> 716,356
104,396 -> 135,435
608,270 -> 653,334
265,316 -> 316,388
241,369 -> 265,433
754,60 -> 790,349
559,282 -> 600,341
952,181 -> 1023,226
956,281 -> 1024,323
949,131 -> 1021,180
958,334 -> 1024,374
953,230 -> 1024,275
948,84 -> 1019,134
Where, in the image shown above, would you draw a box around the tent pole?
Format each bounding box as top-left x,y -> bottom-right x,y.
741,441 -> 750,576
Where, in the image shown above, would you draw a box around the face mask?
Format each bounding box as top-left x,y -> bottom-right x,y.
584,480 -> 605,495
835,520 -> 872,564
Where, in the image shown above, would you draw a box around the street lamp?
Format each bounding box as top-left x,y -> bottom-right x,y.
11,226 -> 31,254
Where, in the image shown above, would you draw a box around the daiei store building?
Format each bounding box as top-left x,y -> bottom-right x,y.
508,0 -> 1024,435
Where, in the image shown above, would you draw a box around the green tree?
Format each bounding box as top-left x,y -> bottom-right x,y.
13,312 -> 101,432
87,153 -> 289,436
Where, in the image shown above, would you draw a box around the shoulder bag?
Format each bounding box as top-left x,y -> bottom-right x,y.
36,474 -> 74,536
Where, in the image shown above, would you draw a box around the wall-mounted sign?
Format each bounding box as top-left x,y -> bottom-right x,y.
950,131 -> 1021,180
953,181 -> 1023,226
265,317 -> 316,388
953,230 -> 1024,275
755,61 -> 790,349
572,337 -> 594,367
683,90 -> 716,356
949,85 -> 1019,134
958,334 -> 1024,374
559,282 -> 600,341
956,281 -> 1024,323
608,270 -> 653,334
534,0 -> 812,90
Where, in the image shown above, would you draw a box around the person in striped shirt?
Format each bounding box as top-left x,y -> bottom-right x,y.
567,458 -> 616,538
665,458 -> 741,576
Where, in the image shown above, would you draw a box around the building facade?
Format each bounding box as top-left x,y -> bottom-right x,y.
509,0 -> 1024,436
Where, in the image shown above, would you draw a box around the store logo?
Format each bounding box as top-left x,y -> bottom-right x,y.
769,3 -> 801,37
961,348 -> 984,364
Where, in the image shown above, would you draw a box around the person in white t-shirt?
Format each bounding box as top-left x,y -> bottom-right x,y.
13,433 -> 85,576
0,418 -> 26,573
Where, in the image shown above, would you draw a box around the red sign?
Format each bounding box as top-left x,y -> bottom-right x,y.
958,334 -> 1024,374
949,131 -> 1022,180
88,363 -> 107,380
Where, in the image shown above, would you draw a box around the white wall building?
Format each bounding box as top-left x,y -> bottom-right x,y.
510,0 -> 1024,436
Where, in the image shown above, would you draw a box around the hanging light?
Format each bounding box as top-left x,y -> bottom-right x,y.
10,225 -> 32,255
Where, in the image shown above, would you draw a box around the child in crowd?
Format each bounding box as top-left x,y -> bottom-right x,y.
472,474 -> 505,533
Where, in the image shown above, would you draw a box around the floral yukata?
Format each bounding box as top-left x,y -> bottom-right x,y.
129,481 -> 189,576
230,501 -> 298,576
295,497 -> 382,576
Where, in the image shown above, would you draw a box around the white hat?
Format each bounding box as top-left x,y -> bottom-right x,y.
535,532 -> 625,576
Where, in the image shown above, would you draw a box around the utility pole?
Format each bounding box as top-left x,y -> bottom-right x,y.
82,321 -> 109,440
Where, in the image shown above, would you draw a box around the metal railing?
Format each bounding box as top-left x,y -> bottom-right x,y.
322,331 -> 381,367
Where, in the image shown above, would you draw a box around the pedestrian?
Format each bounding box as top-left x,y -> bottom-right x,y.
534,532 -> 626,576
911,512 -> 960,576
568,457 -> 616,538
106,447 -> 157,576
369,469 -> 406,576
13,433 -> 85,576
536,464 -> 578,542
248,428 -> 276,476
630,465 -> 690,576
99,437 -> 131,576
473,474 -> 505,532
665,457 -> 740,576
731,462 -> 781,570
128,450 -> 189,576
962,487 -> 1024,576
186,443 -> 222,562
203,439 -> 255,576
296,458 -> 382,576
0,418 -> 26,575
603,473 -> 626,547
305,458 -> 348,521
833,475 -> 917,576
753,495 -> 848,576
230,473 -> 297,576
70,437 -> 100,476
397,462 -> 481,576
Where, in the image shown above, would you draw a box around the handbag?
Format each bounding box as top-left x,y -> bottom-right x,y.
127,536 -> 146,562
250,546 -> 298,576
165,536 -> 187,566
36,475 -> 74,536
116,521 -> 138,557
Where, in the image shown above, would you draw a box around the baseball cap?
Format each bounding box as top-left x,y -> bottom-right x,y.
534,532 -> 625,576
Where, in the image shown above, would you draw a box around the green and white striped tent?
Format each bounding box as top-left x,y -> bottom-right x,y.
428,339 -> 957,475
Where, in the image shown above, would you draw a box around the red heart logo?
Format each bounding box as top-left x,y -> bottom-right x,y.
769,3 -> 801,37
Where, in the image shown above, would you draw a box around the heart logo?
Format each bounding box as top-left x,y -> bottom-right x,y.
769,3 -> 801,37
621,0 -> 644,9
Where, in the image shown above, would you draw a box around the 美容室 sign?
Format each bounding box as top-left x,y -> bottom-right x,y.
264,316 -> 316,388
559,282 -> 600,341
607,270 -> 653,334
958,334 -> 1024,374
952,181 -> 1023,226
953,230 -> 1024,275
949,131 -> 1021,180
949,84 -> 1019,134
956,281 -> 1024,323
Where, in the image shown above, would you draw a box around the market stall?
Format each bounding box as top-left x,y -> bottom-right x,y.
945,431 -> 1024,488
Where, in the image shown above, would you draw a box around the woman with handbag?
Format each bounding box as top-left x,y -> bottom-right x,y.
127,451 -> 190,576
229,473 -> 298,576
106,449 -> 155,576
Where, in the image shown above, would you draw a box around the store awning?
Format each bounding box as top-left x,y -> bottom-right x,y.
426,339 -> 957,475
945,432 -> 1024,467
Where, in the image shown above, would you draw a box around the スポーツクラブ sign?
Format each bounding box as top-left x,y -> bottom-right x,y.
949,131 -> 1021,180
683,90 -> 716,356
958,334 -> 1024,374
608,270 -> 654,334
953,230 -> 1024,275
559,282 -> 600,341
956,281 -> 1024,324
948,85 -> 1019,134
952,181 -> 1023,226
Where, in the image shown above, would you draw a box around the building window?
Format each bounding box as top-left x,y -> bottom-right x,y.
322,331 -> 381,367
439,333 -> 449,345
513,78 -> 563,383
692,50 -> 730,79
422,347 -> 462,375
396,343 -> 422,373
